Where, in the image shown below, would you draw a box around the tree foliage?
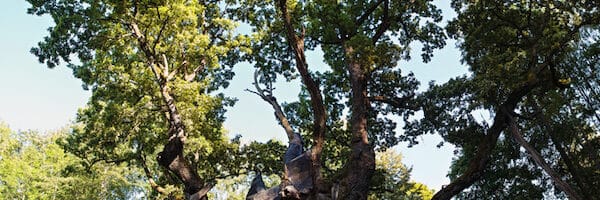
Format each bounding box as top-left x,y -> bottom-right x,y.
406,1 -> 600,199
234,0 -> 445,198
26,0 -> 253,198
22,0 -> 600,199
0,122 -> 143,199
369,149 -> 434,200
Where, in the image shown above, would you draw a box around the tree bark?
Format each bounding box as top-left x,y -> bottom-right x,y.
338,45 -> 376,200
276,0 -> 328,195
156,83 -> 210,199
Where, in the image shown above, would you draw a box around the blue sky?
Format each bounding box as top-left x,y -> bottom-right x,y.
0,0 -> 467,192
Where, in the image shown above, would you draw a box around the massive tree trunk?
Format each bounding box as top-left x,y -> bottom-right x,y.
338,45 -> 376,200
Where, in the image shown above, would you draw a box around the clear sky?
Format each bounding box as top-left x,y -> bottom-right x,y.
0,0 -> 467,192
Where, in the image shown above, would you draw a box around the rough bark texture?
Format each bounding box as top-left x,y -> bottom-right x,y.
247,135 -> 333,200
248,171 -> 267,196
246,133 -> 316,199
337,46 -> 376,200
282,134 -> 314,198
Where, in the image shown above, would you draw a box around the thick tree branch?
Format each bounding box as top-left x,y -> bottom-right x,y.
130,21 -> 163,83
162,54 -> 169,79
355,0 -> 385,28
153,16 -> 170,54
189,184 -> 213,200
276,0 -> 327,194
372,0 -> 390,43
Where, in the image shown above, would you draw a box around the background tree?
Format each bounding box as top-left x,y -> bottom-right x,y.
0,122 -> 143,199
368,149 -> 434,200
405,1 -> 600,199
27,0 -> 253,198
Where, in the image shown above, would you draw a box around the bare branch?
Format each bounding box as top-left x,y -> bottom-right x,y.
162,54 -> 169,79
244,88 -> 262,97
246,69 -> 295,140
